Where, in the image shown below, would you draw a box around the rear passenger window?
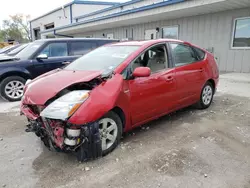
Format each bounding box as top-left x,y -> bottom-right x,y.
170,43 -> 199,67
193,47 -> 205,60
69,42 -> 97,56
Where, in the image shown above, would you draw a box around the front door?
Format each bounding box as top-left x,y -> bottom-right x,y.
33,42 -> 75,76
127,44 -> 177,126
169,42 -> 207,106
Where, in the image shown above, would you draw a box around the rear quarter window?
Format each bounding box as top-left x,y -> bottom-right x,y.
69,41 -> 97,56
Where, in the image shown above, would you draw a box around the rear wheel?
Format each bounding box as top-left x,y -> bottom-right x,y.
0,76 -> 26,101
196,81 -> 214,109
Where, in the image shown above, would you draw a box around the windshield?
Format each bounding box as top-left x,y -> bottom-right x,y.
16,41 -> 45,59
65,45 -> 140,71
7,44 -> 28,56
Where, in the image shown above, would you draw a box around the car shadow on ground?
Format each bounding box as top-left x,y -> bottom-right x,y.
121,105 -> 202,142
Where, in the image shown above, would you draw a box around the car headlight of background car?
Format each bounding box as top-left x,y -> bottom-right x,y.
40,90 -> 90,120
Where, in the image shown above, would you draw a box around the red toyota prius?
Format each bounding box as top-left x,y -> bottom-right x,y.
21,39 -> 219,161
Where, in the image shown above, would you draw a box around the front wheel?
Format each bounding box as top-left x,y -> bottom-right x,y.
99,111 -> 122,156
0,76 -> 26,101
196,82 -> 214,109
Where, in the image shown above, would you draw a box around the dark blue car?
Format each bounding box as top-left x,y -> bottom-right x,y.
0,38 -> 118,101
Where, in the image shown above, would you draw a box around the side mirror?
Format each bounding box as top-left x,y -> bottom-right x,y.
36,54 -> 48,60
132,67 -> 151,78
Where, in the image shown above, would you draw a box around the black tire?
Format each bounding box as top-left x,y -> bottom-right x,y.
196,81 -> 214,109
100,111 -> 123,156
0,76 -> 26,101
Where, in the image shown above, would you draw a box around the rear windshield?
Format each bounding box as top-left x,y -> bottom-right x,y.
65,45 -> 139,71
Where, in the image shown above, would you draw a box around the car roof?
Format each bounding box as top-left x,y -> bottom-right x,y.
35,38 -> 119,42
109,39 -> 184,46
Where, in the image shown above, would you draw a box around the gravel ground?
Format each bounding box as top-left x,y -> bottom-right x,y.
0,73 -> 250,188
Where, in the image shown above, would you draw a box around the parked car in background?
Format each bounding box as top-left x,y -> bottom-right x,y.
0,38 -> 119,101
0,43 -> 29,57
0,44 -> 21,55
0,44 -> 29,62
21,39 -> 219,161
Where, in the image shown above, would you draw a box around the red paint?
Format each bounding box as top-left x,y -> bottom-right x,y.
68,74 -> 124,124
20,104 -> 39,120
22,70 -> 102,105
21,39 -> 219,133
53,126 -> 64,148
132,67 -> 151,77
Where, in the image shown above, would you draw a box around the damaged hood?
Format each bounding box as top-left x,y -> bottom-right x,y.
23,69 -> 102,105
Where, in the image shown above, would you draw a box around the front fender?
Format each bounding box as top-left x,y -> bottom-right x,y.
0,67 -> 32,80
68,74 -> 124,125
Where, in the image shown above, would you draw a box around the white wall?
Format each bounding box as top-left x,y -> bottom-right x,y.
30,4 -> 113,40
77,0 -> 166,22
73,8 -> 250,73
72,4 -> 112,22
30,7 -> 71,40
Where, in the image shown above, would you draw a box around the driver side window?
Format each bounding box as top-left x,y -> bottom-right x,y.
131,44 -> 168,74
39,42 -> 68,57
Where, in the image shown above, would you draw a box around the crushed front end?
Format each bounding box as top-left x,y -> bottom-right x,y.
20,78 -> 104,161
22,105 -> 102,161
20,72 -> 124,161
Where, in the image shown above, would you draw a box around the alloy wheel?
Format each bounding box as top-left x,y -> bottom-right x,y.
99,118 -> 118,151
202,85 -> 213,105
4,81 -> 24,99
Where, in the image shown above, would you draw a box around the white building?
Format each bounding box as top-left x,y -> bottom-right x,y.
30,0 -> 250,73
30,0 -> 119,40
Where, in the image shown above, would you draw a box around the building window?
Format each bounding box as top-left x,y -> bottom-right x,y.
162,26 -> 179,39
33,28 -> 41,40
107,33 -> 114,39
232,17 -> 250,49
44,23 -> 54,30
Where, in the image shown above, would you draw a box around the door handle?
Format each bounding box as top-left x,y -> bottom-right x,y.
199,68 -> 204,72
165,76 -> 173,82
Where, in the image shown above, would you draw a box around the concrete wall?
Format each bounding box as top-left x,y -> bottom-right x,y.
74,8 -> 250,73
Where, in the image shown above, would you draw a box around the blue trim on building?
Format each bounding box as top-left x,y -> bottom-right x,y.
70,4 -> 73,24
53,30 -> 74,38
75,0 -> 143,20
29,22 -> 32,41
41,0 -> 185,34
30,0 -> 119,22
74,0 -> 119,5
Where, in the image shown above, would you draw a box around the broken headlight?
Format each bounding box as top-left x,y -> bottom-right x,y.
40,90 -> 89,120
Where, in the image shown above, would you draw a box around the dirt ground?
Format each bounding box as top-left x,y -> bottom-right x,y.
0,73 -> 250,188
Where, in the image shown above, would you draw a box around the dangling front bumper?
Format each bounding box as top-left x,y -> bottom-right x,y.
25,117 -> 102,161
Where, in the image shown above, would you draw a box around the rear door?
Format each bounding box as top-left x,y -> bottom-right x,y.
169,42 -> 207,106
68,41 -> 97,58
